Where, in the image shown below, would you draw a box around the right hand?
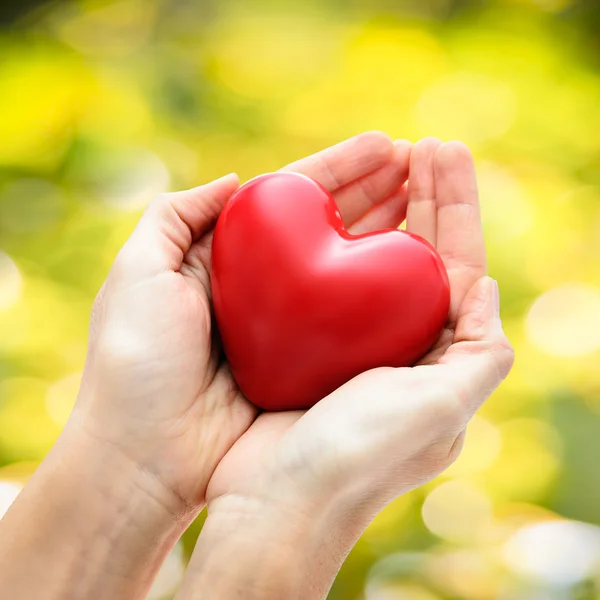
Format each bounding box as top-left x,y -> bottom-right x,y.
206,139 -> 514,514
176,139 -> 514,600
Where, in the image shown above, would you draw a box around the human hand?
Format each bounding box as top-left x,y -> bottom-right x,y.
206,138 -> 514,510
1,174 -> 252,600
68,131 -> 411,516
176,138 -> 514,600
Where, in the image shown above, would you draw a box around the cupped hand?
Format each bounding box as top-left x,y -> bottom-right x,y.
204,137 -> 514,517
68,132 -> 410,515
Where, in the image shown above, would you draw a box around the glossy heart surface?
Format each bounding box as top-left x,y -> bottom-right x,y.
211,172 -> 450,411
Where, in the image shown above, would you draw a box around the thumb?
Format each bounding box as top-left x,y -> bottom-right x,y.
441,276 -> 515,417
114,173 -> 240,281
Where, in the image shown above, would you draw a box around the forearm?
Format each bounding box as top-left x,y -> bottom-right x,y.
0,425 -> 194,600
176,493 -> 372,600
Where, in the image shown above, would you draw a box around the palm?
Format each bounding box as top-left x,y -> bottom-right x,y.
206,136 -> 487,505
81,175 -> 259,507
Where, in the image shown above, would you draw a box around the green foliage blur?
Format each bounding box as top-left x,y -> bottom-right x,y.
1,0 -> 600,598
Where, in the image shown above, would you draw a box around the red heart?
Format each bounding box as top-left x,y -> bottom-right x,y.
211,172 -> 450,411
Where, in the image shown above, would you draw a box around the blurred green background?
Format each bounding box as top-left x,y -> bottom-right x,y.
1,0 -> 600,598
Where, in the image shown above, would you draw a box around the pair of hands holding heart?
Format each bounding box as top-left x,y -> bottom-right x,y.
75,131 -> 513,544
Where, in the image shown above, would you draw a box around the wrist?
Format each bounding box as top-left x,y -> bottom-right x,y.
0,423 -> 194,600
70,378 -> 221,515
177,491 -> 372,600
60,415 -> 194,521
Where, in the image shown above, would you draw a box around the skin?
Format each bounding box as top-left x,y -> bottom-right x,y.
0,132 -> 513,600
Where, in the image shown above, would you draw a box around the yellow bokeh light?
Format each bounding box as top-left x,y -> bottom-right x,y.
345,27 -> 448,96
365,580 -> 441,600
526,283 -> 600,357
503,520 -> 600,585
496,502 -> 561,526
363,494 -> 415,547
478,162 -> 534,240
45,373 -> 83,428
6,276 -> 89,360
0,49 -> 90,169
0,379 -> 61,460
415,73 -> 516,144
55,0 -> 154,57
0,251 -> 22,312
425,549 -> 499,599
84,148 -> 171,211
208,13 -> 339,100
0,481 -> 22,520
155,138 -> 201,186
485,419 -> 561,502
0,462 -> 39,486
0,302 -> 30,353
445,416 -> 502,477
282,26 -> 448,139
505,0 -> 573,13
80,71 -> 154,143
0,179 -> 65,233
422,480 -> 493,544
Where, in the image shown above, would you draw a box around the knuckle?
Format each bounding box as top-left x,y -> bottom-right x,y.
465,307 -> 488,338
142,193 -> 175,225
150,192 -> 173,210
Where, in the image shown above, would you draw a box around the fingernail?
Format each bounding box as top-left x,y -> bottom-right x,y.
491,278 -> 500,318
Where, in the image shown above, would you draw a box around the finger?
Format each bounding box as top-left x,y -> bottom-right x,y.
441,277 -> 514,417
164,174 -> 241,241
434,142 -> 486,317
115,174 -> 240,281
279,131 -> 393,193
334,140 -> 411,226
180,232 -> 214,297
346,184 -> 408,235
406,137 -> 442,245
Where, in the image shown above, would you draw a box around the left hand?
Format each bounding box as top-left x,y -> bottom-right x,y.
69,132 -> 410,515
